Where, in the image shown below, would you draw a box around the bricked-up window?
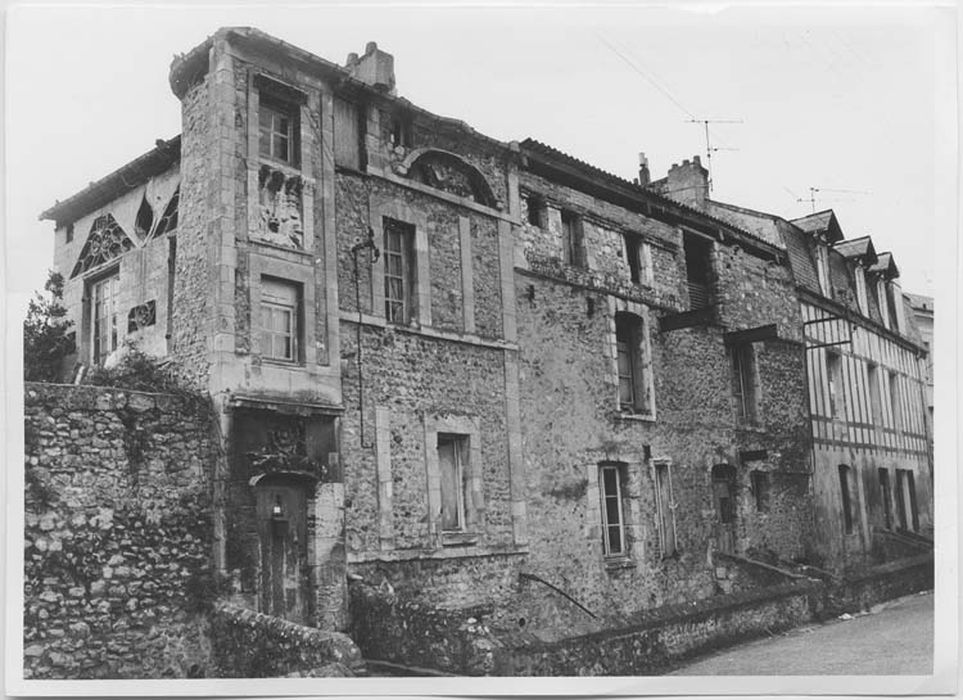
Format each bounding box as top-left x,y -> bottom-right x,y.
683,232 -> 712,310
599,463 -> 626,557
333,97 -> 364,171
750,470 -> 770,512
260,277 -> 301,362
731,343 -> 758,424
615,312 -> 653,415
259,99 -> 299,167
878,467 -> 893,529
826,350 -> 843,420
838,464 -> 854,535
438,434 -> 469,532
867,362 -> 883,425
654,461 -> 677,557
91,272 -> 120,365
383,218 -> 415,323
561,210 -> 586,268
523,193 -> 545,228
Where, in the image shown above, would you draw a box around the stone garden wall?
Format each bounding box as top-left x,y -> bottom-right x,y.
23,382 -> 220,679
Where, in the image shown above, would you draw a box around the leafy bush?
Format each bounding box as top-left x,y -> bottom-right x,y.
23,271 -> 74,382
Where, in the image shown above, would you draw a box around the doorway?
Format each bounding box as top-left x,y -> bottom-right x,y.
711,464 -> 737,554
255,481 -> 309,623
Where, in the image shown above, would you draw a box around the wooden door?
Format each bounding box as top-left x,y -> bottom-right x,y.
256,484 -> 309,623
712,465 -> 736,554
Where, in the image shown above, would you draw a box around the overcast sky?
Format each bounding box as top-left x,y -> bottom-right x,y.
5,2 -> 954,313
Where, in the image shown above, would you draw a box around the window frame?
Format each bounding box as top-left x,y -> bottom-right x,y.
259,277 -> 302,364
258,98 -> 299,168
731,342 -> 759,425
614,311 -> 654,417
437,434 -> 469,533
838,464 -> 854,535
560,209 -> 585,268
653,460 -> 678,558
826,350 -> 843,420
683,231 -> 713,310
750,470 -> 770,513
383,217 -> 415,325
815,244 -> 831,298
599,463 -> 627,558
90,270 -> 121,366
887,369 -> 901,430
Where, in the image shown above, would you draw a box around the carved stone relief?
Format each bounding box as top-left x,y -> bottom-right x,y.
256,165 -> 303,249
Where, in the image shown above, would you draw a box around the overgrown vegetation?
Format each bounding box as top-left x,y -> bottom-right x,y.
23,271 -> 74,382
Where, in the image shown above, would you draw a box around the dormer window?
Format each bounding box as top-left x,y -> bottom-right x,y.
815,244 -> 831,298
853,265 -> 869,315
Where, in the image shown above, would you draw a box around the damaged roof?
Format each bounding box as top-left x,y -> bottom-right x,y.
520,139 -> 786,261
39,136 -> 181,226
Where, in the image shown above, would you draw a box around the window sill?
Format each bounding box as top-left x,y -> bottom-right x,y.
441,532 -> 480,547
616,411 -> 656,424
261,358 -> 305,369
248,238 -> 315,259
604,557 -> 636,571
735,423 -> 767,434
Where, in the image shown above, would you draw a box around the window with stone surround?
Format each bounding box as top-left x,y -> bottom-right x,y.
259,98 -> 299,167
615,311 -> 654,416
260,277 -> 302,363
90,271 -> 120,365
683,231 -> 712,310
750,470 -> 770,512
561,209 -> 586,268
333,96 -> 364,171
383,217 -> 415,324
438,434 -> 469,532
599,462 -> 627,558
653,460 -> 677,558
522,192 -> 545,228
624,234 -> 652,286
731,342 -> 759,425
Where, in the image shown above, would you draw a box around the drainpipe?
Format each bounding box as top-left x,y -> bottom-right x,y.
351,227 -> 380,449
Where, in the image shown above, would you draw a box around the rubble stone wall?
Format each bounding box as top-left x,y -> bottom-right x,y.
23,383 -> 218,679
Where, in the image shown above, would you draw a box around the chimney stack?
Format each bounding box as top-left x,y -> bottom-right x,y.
637,152 -> 650,187
662,155 -> 709,210
345,41 -> 396,95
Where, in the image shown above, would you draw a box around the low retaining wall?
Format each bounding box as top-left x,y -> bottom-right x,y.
349,553 -> 933,676
211,604 -> 364,677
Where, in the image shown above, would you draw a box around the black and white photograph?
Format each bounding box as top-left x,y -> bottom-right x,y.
3,1 -> 957,695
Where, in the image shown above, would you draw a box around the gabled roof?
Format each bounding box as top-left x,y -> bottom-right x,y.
833,235 -> 878,265
39,136 -> 181,226
868,251 -> 900,279
789,209 -> 844,244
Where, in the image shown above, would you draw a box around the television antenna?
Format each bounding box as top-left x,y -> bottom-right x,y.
687,119 -> 742,192
797,186 -> 870,213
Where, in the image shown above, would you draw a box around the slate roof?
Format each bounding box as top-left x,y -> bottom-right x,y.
869,251 -> 900,279
833,235 -> 877,264
790,210 -> 844,243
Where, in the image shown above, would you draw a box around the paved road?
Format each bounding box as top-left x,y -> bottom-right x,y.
670,591 -> 933,676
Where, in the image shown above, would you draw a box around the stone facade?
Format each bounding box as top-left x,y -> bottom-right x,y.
23,383 -> 219,679
33,25 -> 930,676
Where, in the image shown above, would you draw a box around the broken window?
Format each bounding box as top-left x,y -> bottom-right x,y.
71,214 -> 134,278
523,193 -> 545,228
260,277 -> 301,362
90,272 -> 120,365
333,97 -> 363,170
134,194 -> 154,240
615,312 -> 652,416
654,460 -> 677,558
561,209 -> 585,268
153,188 -> 179,238
383,217 -> 415,324
731,343 -> 758,425
750,470 -> 770,513
599,463 -> 626,557
438,434 -> 469,532
127,300 -> 156,333
683,232 -> 712,310
259,98 -> 298,166
389,112 -> 412,149
838,464 -> 854,535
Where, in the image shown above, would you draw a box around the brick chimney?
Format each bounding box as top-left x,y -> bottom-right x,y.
660,155 -> 709,209
345,41 -> 396,95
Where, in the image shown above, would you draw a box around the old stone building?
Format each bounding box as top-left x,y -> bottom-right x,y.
650,158 -> 933,569
35,27 -> 925,671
